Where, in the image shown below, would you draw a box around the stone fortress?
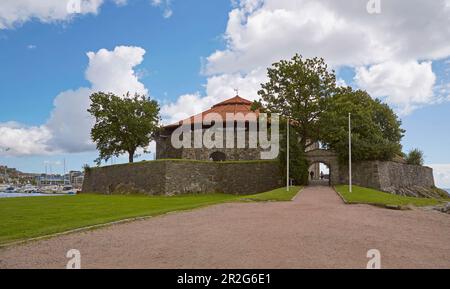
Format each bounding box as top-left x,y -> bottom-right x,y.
156,96 -> 266,161
156,95 -> 320,177
83,95 -> 443,198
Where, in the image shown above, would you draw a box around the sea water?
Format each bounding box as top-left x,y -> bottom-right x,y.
0,192 -> 65,198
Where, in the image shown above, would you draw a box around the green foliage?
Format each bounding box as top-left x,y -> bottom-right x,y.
82,164 -> 91,174
406,148 -> 424,166
319,88 -> 404,162
257,54 -> 337,148
278,120 -> 309,185
257,54 -> 405,163
88,92 -> 160,165
335,185 -> 447,207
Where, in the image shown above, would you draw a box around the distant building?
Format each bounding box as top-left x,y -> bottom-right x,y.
69,171 -> 82,183
72,175 -> 84,188
69,171 -> 84,188
36,174 -> 66,186
0,165 -> 39,184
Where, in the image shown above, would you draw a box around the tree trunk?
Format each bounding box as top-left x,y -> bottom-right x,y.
128,150 -> 135,163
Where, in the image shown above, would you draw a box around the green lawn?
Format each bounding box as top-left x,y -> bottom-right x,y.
335,185 -> 448,207
240,186 -> 302,202
0,186 -> 301,245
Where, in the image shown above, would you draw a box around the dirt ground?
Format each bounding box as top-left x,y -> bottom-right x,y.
0,186 -> 449,269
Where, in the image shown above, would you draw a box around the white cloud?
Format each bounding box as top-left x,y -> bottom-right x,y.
0,0 -> 104,29
86,46 -> 148,96
208,0 -> 450,74
0,46 -> 148,156
113,0 -> 128,6
354,61 -> 437,115
0,0 -> 175,29
336,78 -> 348,88
160,68 -> 266,124
45,87 -> 95,153
182,0 -> 450,116
151,0 -> 173,19
0,122 -> 51,156
161,93 -> 208,125
428,164 -> 450,189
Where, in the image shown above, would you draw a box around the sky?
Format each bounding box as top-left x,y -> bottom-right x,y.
0,0 -> 449,188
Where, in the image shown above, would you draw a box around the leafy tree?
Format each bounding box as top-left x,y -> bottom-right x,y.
257,54 -> 337,149
88,92 -> 160,165
319,88 -> 404,162
278,120 -> 309,185
406,148 -> 424,166
256,53 -> 404,164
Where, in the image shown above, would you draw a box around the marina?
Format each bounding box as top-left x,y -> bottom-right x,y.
0,184 -> 79,198
0,192 -> 66,198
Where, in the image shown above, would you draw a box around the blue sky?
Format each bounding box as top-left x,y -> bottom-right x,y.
0,0 -> 449,187
0,0 -> 229,124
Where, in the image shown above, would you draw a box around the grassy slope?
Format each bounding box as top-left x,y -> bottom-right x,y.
240,186 -> 302,202
335,185 -> 448,207
0,187 -> 302,245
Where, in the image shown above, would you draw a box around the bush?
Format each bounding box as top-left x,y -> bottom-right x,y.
406,149 -> 424,166
83,164 -> 92,174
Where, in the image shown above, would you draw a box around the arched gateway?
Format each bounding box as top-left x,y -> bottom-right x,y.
305,149 -> 340,185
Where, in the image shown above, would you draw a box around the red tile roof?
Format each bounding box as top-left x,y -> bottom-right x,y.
165,96 -> 260,128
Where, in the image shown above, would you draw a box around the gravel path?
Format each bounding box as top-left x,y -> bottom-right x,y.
1,186 -> 449,269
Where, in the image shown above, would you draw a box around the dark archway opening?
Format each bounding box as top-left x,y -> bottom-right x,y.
308,162 -> 331,186
210,151 -> 226,162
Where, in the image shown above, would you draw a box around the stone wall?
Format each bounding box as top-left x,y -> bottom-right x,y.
156,128 -> 267,161
305,149 -> 340,185
216,162 -> 282,194
339,161 -> 440,198
82,160 -> 282,196
82,161 -> 167,195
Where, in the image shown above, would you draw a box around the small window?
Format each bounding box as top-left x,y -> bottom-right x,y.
210,151 -> 226,162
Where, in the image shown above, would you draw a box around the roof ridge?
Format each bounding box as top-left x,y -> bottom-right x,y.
164,95 -> 257,128
212,95 -> 252,107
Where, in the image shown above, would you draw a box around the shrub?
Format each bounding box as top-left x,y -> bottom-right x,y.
83,164 -> 92,174
406,149 -> 424,166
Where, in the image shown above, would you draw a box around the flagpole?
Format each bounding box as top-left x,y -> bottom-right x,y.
286,117 -> 290,191
348,113 -> 352,193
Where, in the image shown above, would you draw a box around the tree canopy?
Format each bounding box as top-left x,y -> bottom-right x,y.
319,88 -> 404,162
88,92 -> 160,165
257,54 -> 405,164
257,54 -> 337,150
278,119 -> 309,185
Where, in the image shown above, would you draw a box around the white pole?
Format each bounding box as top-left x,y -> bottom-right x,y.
286,117 -> 290,191
348,113 -> 352,193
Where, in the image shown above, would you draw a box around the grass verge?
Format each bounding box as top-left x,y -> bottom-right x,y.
335,185 -> 448,207
0,186 -> 301,245
239,186 -> 302,202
